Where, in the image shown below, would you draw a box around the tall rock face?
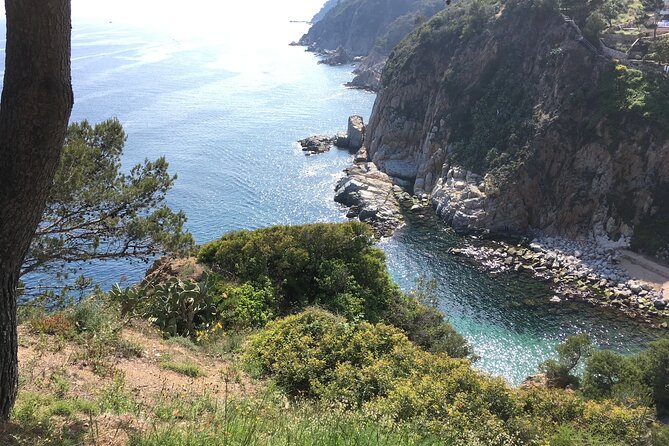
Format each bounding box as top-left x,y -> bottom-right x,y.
300,0 -> 446,89
311,0 -> 340,23
366,0 -> 669,254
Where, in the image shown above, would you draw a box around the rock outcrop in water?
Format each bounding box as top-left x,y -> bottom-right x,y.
335,161 -> 402,237
364,0 -> 669,257
298,115 -> 367,154
299,0 -> 446,91
318,46 -> 352,66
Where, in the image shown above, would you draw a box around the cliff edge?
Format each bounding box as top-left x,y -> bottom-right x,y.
365,0 -> 669,257
299,0 -> 446,90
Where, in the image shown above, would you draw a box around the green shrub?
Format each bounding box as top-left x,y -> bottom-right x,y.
580,339 -> 669,416
581,349 -> 647,402
384,292 -> 472,358
199,222 -> 394,322
217,279 -> 276,329
639,338 -> 669,416
599,63 -> 669,133
244,308 -> 434,402
200,222 -> 470,357
111,277 -> 217,338
246,310 -> 652,444
540,334 -> 592,388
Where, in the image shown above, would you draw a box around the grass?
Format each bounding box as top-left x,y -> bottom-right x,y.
97,374 -> 139,415
130,397 -> 447,446
9,298 -> 669,446
164,335 -> 199,351
159,358 -> 206,378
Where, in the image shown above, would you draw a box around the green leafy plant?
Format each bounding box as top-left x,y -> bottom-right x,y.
200,222 -> 470,357
540,334 -> 592,388
112,277 -> 218,338
22,118 -> 194,296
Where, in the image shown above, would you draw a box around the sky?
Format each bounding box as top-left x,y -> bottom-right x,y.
70,0 -> 326,27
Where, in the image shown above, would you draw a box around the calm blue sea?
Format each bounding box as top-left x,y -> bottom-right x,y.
8,8 -> 665,383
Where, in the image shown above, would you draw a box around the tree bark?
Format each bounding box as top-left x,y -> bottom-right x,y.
0,0 -> 73,419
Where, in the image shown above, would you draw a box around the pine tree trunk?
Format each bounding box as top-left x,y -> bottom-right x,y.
0,0 -> 73,420
0,273 -> 17,419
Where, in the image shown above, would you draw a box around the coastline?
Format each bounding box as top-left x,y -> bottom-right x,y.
450,235 -> 669,328
334,159 -> 669,329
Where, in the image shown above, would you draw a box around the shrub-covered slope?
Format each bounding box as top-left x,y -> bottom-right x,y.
365,0 -> 669,255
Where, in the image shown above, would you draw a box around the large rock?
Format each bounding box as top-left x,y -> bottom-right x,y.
334,162 -> 402,237
333,116 -> 366,151
346,67 -> 381,91
347,115 -> 365,150
144,256 -> 206,285
318,46 -> 351,66
298,135 -> 335,154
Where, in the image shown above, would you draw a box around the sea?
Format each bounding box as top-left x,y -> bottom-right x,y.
9,1 -> 665,384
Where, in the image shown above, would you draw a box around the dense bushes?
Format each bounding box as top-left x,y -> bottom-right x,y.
541,334 -> 669,417
600,64 -> 669,133
585,338 -> 669,416
540,333 -> 592,388
199,222 -> 394,321
245,308 -> 654,445
198,222 -> 471,357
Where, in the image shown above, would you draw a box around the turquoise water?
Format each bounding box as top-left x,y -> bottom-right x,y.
12,9 -> 665,383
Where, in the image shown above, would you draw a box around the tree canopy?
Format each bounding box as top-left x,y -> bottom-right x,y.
22,119 -> 194,283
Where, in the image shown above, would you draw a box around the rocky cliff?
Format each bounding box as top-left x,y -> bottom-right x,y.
365,0 -> 669,256
300,0 -> 446,90
311,0 -> 340,23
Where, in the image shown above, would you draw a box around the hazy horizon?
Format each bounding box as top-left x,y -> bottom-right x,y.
0,1 -> 327,42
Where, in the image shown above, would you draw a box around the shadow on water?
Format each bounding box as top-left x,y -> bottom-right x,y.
382,210 -> 667,384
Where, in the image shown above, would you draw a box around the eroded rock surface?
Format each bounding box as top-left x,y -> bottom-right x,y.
335,161 -> 402,237
364,3 -> 669,254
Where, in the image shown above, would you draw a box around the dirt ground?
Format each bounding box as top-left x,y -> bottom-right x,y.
618,249 -> 669,301
1,321 -> 254,446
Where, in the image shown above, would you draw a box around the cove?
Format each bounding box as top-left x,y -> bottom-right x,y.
13,6 -> 665,384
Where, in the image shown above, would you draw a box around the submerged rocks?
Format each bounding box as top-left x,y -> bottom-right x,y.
335,162 -> 402,237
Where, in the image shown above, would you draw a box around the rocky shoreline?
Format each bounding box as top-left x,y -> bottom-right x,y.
451,237 -> 669,328
334,161 -> 403,237
310,116 -> 669,329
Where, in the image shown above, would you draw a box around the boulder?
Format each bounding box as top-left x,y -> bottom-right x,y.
520,373 -> 549,389
334,162 -> 402,237
346,68 -> 381,91
144,256 -> 207,285
318,46 -> 351,66
347,115 -> 365,150
298,135 -> 335,154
